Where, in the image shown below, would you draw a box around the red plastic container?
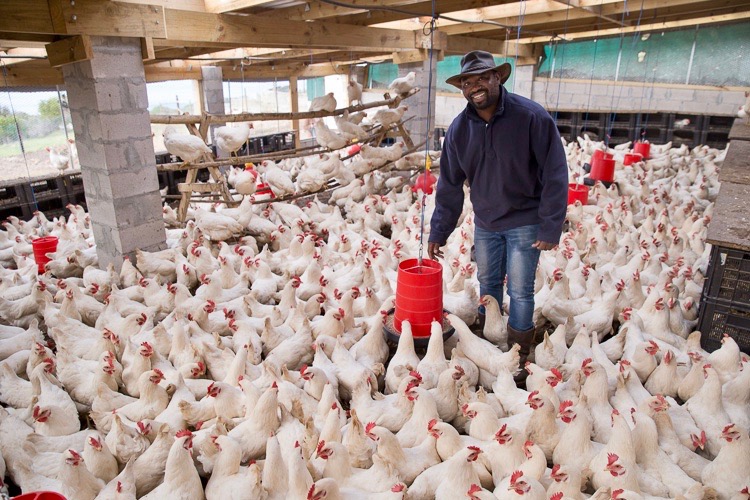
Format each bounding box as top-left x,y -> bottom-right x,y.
591,149 -> 608,163
633,141 -> 651,160
567,183 -> 588,205
394,258 -> 443,339
31,236 -> 58,274
590,155 -> 616,183
623,153 -> 643,166
411,172 -> 437,195
13,492 -> 67,500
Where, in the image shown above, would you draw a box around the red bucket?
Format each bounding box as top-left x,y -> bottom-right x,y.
591,149 -> 608,163
13,492 -> 67,500
567,183 -> 588,205
32,236 -> 58,274
623,153 -> 643,166
633,141 -> 650,159
590,156 -> 616,183
394,258 -> 443,339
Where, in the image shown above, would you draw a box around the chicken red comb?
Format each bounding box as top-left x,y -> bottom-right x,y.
300,365 -> 308,375
559,400 -> 574,412
365,422 -> 376,434
152,368 -> 164,378
68,449 -> 81,459
607,453 -> 619,466
316,440 -> 326,454
581,358 -> 592,367
427,419 -> 438,430
551,464 -> 561,475
331,402 -> 338,410
468,484 -> 482,495
391,484 -> 406,493
409,370 -> 423,383
722,423 -> 736,433
176,429 -> 193,439
524,440 -> 534,448
116,481 -> 122,493
467,445 -> 481,453
307,484 -> 316,500
271,381 -> 278,389
294,441 -> 300,448
551,493 -> 564,500
510,470 -> 523,484
612,489 -> 624,499
527,390 -> 539,400
551,367 -> 563,380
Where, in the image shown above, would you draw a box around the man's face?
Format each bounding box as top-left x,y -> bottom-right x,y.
460,70 -> 500,111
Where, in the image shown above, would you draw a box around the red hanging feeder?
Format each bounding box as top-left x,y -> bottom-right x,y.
12,492 -> 67,500
567,183 -> 589,205
633,140 -> 651,159
384,258 -> 454,346
589,153 -> 615,183
31,236 -> 58,274
623,152 -> 643,166
411,172 -> 437,195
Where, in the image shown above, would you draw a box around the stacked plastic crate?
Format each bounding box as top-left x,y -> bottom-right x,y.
699,121 -> 750,353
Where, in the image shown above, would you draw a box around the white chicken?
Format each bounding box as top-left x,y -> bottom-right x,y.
214,122 -> 252,157
309,92 -> 337,112
163,126 -> 212,164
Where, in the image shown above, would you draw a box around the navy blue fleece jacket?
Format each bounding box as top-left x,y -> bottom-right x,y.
429,85 -> 568,245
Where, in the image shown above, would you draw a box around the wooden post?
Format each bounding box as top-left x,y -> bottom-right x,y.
289,76 -> 302,150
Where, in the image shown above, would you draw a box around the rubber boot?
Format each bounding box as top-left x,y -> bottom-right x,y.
507,324 -> 535,386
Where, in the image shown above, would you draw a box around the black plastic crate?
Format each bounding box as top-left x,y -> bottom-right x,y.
705,247 -> 750,304
698,297 -> 750,353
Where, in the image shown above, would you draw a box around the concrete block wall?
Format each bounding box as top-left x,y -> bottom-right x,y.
530,78 -> 747,115
397,55 -> 438,147
63,36 -> 166,270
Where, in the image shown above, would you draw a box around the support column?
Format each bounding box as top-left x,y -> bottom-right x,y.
62,36 -> 166,271
200,66 -> 226,154
289,76 -> 301,149
396,52 -> 438,148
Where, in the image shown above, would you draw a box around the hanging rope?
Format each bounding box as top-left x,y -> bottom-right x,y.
552,0 -> 572,123
581,0 -> 606,141
1,62 -> 39,212
417,2 -> 437,267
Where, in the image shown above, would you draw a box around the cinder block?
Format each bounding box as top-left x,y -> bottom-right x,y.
106,169 -> 161,201
98,112 -> 151,142
116,219 -> 167,254
112,191 -> 163,228
85,196 -> 118,227
93,81 -> 124,111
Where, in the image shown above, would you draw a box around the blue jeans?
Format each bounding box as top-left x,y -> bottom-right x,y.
474,224 -> 540,331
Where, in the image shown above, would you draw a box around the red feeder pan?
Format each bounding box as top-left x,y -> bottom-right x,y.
347,144 -> 361,156
32,236 -> 58,274
623,153 -> 643,166
567,183 -> 588,205
13,492 -> 67,500
633,141 -> 651,160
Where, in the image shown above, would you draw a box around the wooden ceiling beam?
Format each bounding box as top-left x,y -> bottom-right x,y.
553,0 -> 629,28
435,0 -> 737,36
522,10 -> 750,42
204,0 -> 285,13
0,48 -> 48,66
256,0 -> 450,22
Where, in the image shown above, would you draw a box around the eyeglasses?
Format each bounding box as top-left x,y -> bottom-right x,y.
460,73 -> 494,90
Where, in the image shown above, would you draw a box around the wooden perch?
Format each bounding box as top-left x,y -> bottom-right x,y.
150,88 -> 419,125
251,139 -> 428,205
156,116 -> 416,172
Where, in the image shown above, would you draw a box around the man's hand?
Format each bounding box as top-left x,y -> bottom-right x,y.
532,240 -> 557,251
428,242 -> 444,260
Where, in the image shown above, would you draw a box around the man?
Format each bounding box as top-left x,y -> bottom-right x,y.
428,51 -> 568,379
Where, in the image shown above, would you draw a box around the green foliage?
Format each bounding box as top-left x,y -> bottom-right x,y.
38,97 -> 61,118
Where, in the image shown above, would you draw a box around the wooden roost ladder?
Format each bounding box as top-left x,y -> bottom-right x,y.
176,116 -> 237,222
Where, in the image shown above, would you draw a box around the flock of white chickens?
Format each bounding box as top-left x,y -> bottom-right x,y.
0,130 -> 748,500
